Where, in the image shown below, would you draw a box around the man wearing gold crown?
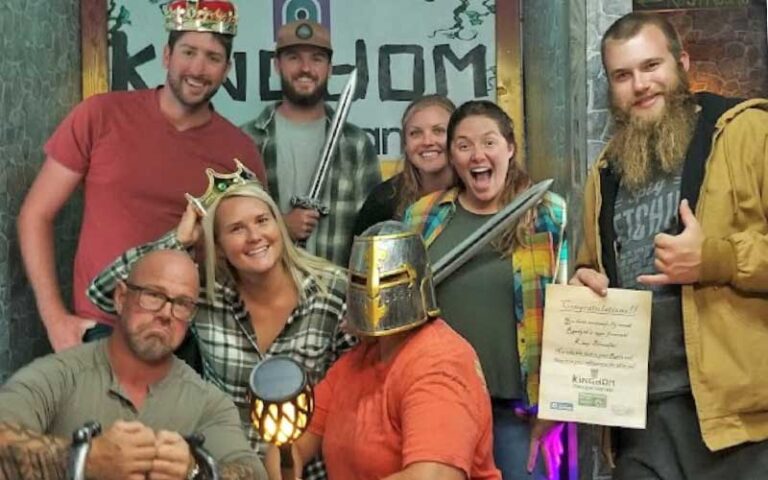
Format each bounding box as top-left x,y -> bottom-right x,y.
17,0 -> 267,353
242,20 -> 380,267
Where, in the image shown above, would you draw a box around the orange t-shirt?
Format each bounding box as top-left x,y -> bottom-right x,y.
309,319 -> 501,479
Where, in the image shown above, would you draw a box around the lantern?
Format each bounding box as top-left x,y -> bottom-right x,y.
249,356 -> 314,447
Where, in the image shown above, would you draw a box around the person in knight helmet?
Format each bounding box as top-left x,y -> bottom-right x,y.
270,221 -> 501,480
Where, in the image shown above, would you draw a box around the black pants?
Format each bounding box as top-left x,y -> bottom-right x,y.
614,393 -> 768,480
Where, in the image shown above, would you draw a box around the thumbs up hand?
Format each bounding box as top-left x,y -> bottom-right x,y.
638,199 -> 703,286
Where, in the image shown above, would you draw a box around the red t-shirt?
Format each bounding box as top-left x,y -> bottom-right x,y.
44,88 -> 266,323
310,319 -> 501,480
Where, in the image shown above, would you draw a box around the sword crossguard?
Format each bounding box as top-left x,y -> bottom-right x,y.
290,196 -> 330,216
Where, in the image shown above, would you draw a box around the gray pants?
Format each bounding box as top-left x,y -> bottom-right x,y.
614,394 -> 768,480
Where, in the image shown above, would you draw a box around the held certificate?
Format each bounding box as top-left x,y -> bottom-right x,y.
538,285 -> 652,428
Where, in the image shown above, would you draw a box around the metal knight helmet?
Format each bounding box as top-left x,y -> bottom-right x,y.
346,221 -> 439,336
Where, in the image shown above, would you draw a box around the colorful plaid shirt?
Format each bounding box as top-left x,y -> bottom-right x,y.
87,231 -> 356,480
242,103 -> 381,267
404,188 -> 568,410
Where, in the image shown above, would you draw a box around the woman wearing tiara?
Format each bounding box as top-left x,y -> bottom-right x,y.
88,166 -> 351,480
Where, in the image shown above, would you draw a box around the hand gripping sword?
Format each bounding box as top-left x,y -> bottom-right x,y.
432,178 -> 556,285
185,432 -> 219,480
290,68 -> 358,216
68,421 -> 101,480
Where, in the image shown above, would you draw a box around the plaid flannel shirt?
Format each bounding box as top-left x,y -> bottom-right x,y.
87,231 -> 356,480
404,188 -> 568,410
241,103 -> 381,267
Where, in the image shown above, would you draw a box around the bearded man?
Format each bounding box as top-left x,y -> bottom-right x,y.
17,0 -> 266,353
570,12 -> 768,480
242,20 -> 380,267
0,250 -> 266,479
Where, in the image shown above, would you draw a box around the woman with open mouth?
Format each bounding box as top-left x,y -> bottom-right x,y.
87,179 -> 352,480
405,100 -> 568,480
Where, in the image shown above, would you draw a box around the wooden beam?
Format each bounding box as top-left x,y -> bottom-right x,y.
81,0 -> 109,98
496,0 -> 526,166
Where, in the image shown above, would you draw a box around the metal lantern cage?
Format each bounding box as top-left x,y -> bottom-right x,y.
249,356 -> 314,447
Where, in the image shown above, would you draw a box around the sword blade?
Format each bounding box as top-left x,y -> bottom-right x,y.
432,178 -> 554,285
306,68 -> 358,200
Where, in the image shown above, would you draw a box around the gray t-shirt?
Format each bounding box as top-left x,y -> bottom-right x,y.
0,340 -> 262,468
613,174 -> 690,399
429,202 -> 522,399
274,112 -> 326,214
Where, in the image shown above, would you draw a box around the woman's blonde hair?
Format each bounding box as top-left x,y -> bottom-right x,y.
447,100 -> 538,256
395,94 -> 457,217
201,181 -> 337,302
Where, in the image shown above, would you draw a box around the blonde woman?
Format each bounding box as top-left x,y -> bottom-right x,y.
88,180 -> 353,480
353,94 -> 456,235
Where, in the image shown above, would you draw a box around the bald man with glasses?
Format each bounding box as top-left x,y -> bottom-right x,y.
0,250 -> 267,480
122,280 -> 199,324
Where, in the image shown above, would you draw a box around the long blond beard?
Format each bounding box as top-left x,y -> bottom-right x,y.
607,82 -> 698,191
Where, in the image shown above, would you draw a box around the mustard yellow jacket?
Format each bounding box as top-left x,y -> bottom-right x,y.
576,96 -> 768,451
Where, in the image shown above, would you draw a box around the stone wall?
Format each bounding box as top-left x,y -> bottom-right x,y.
666,4 -> 767,98
0,1 -> 82,382
586,1 -> 634,166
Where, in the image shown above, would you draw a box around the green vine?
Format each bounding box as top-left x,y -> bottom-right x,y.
428,0 -> 495,41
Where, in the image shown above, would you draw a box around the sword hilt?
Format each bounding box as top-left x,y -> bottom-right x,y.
68,421 -> 101,480
290,196 -> 330,216
184,432 -> 218,480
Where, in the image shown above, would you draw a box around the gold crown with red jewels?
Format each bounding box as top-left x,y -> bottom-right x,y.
165,0 -> 238,36
187,159 -> 263,213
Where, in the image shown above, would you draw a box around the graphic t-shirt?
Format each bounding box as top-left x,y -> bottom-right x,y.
613,174 -> 690,399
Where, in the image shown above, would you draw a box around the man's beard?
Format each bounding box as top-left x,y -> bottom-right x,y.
281,75 -> 327,107
606,74 -> 698,191
125,323 -> 175,364
167,73 -> 219,110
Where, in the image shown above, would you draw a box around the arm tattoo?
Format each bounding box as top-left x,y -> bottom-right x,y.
0,422 -> 68,480
219,459 -> 268,480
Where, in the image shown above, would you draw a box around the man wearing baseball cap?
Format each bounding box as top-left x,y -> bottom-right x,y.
242,20 -> 380,267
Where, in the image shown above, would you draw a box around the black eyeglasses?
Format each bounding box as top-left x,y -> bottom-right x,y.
124,282 -> 198,322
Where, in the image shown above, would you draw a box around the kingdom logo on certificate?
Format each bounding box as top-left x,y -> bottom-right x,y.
538,285 -> 652,428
